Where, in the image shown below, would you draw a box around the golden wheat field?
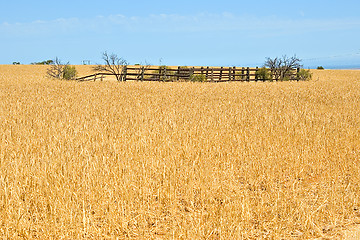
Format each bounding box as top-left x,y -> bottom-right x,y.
0,65 -> 360,239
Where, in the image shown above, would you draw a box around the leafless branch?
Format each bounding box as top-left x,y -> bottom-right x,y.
134,61 -> 151,81
264,55 -> 302,80
46,57 -> 69,79
93,52 -> 128,81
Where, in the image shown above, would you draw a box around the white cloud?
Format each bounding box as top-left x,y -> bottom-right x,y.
1,13 -> 360,37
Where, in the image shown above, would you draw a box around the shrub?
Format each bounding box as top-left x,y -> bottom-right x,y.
147,66 -> 177,81
32,60 -> 54,65
63,65 -> 78,80
158,66 -> 171,81
47,57 -> 77,80
255,67 -> 273,81
297,69 -> 312,81
282,76 -> 291,81
190,74 -> 207,82
317,66 -> 325,70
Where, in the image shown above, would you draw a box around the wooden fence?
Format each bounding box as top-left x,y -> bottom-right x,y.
76,66 -> 300,82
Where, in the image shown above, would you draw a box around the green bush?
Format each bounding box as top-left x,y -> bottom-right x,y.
32,60 -> 54,65
148,66 -> 173,81
62,65 -> 77,80
255,67 -> 272,81
281,76 -> 291,81
190,74 -> 207,82
317,66 -> 325,70
47,58 -> 77,80
297,69 -> 312,81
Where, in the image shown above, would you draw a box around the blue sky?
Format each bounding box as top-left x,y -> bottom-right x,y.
1,0 -> 360,68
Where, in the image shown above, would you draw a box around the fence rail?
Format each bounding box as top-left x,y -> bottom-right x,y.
76,66 -> 300,82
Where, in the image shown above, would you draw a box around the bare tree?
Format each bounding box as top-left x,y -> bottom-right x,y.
264,55 -> 302,81
46,57 -> 68,79
93,52 -> 128,81
134,61 -> 151,81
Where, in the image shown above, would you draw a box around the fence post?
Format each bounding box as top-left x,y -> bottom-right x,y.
219,67 -> 223,82
176,66 -> 180,81
242,67 -> 245,81
121,66 -> 127,81
247,67 -> 250,81
206,67 -> 209,79
93,73 -> 97,81
233,67 -> 236,81
297,67 -> 300,81
211,68 -> 214,82
190,67 -> 195,80
163,66 -> 167,82
141,66 -> 145,81
158,66 -> 162,81
255,67 -> 259,81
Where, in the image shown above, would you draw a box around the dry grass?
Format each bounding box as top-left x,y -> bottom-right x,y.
0,65 -> 360,239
